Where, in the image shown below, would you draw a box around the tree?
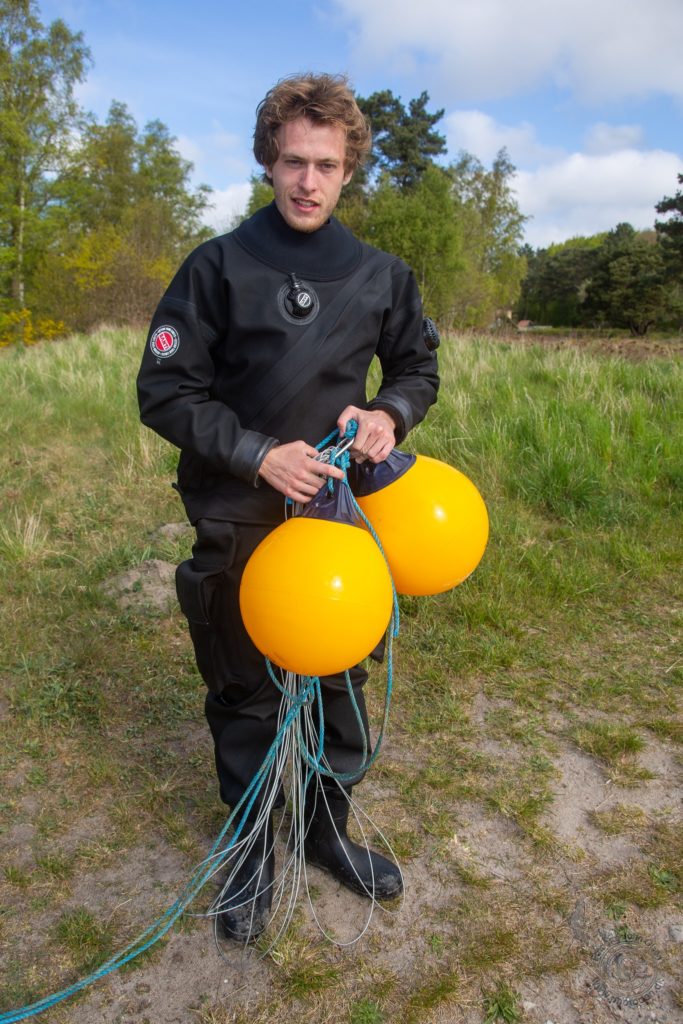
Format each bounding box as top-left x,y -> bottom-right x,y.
33,101 -> 211,329
0,0 -> 90,310
63,101 -> 139,230
245,174 -> 273,218
582,224 -> 671,336
355,89 -> 446,190
59,101 -> 209,236
448,150 -> 527,326
655,172 -> 683,281
518,235 -> 604,326
360,166 -> 464,320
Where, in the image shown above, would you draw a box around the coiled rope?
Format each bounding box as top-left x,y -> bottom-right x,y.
0,421 -> 400,1023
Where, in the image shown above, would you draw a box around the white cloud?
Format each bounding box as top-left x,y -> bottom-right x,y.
445,110 -> 561,166
442,112 -> 679,247
334,0 -> 683,102
203,183 -> 253,233
515,149 -> 681,247
583,122 -> 644,155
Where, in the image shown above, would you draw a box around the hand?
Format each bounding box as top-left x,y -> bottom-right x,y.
258,441 -> 345,503
337,406 -> 396,464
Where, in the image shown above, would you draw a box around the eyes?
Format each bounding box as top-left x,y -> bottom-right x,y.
283,158 -> 340,174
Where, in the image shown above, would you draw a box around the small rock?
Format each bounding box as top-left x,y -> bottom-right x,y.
669,924 -> 683,943
522,1002 -> 536,1012
101,559 -> 177,612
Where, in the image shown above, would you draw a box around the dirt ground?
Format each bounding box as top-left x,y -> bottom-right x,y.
496,330 -> 683,364
3,333 -> 681,1024
37,531 -> 679,1024
44,706 -> 682,1024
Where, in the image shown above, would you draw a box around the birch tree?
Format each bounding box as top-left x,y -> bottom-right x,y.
0,0 -> 89,311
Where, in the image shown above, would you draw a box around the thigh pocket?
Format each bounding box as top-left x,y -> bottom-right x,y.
176,560 -> 231,692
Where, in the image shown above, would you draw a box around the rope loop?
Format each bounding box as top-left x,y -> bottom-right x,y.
0,416 -> 400,1024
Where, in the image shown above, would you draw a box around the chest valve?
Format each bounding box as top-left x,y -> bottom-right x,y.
285,273 -> 315,318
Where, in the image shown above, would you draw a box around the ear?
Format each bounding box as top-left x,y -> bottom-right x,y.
264,166 -> 273,181
343,169 -> 353,187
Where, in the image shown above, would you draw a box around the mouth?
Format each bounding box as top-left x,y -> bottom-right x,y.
292,197 -> 319,211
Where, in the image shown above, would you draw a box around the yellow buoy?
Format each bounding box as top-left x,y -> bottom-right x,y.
240,511 -> 393,677
356,454 -> 489,596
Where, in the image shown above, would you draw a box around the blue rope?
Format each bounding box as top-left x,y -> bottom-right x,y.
0,418 -> 399,1024
0,678 -> 317,1023
302,419 -> 399,781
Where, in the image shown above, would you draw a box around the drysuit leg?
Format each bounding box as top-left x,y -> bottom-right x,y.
176,518 -> 280,808
177,518 -> 372,807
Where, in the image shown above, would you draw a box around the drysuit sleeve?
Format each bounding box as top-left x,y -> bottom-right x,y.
136,241 -> 278,486
366,263 -> 439,442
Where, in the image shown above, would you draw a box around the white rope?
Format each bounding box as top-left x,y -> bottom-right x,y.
201,670 -> 403,953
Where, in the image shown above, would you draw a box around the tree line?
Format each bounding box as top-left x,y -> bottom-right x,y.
519,185 -> 683,336
1,1 -> 530,344
0,0 -> 211,343
1,1 -> 681,345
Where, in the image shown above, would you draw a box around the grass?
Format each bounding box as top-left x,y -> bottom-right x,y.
482,983 -> 522,1023
0,327 -> 681,1022
570,721 -> 648,784
54,908 -> 115,974
349,997 -> 384,1024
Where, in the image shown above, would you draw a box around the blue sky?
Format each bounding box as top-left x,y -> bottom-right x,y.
40,0 -> 683,248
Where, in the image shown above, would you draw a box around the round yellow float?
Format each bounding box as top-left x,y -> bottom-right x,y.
240,515 -> 393,676
356,455 -> 489,596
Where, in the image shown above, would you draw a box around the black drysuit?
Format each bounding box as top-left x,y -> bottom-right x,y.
137,202 -> 439,808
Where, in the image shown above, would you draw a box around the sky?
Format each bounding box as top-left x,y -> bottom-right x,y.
39,0 -> 683,248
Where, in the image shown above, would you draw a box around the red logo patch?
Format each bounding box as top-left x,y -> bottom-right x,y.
150,325 -> 180,359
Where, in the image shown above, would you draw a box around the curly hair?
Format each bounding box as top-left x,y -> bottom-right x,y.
253,73 -> 371,176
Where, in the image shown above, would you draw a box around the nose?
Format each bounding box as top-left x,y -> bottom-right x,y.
299,162 -> 317,192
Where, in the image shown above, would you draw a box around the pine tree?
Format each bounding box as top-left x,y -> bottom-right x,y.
355,89 -> 446,190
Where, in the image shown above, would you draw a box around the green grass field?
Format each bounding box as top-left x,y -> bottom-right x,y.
0,328 -> 681,1024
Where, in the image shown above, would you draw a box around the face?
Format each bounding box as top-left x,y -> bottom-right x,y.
265,116 -> 352,233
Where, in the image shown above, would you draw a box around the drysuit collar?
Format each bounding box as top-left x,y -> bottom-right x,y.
233,201 -> 363,281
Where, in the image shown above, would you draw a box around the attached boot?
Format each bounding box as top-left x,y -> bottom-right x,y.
303,786 -> 403,900
218,814 -> 274,942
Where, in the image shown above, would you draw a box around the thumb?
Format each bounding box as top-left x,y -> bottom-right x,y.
337,408 -> 359,438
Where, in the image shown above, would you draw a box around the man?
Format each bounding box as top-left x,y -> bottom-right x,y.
137,73 -> 439,942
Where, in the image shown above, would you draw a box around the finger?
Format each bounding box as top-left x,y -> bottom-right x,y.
310,458 -> 345,480
337,405 -> 361,437
353,434 -> 379,459
290,488 -> 316,504
287,475 -> 324,501
366,433 -> 391,459
301,442 -> 322,458
350,422 -> 371,449
368,441 -> 393,464
354,430 -> 393,464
